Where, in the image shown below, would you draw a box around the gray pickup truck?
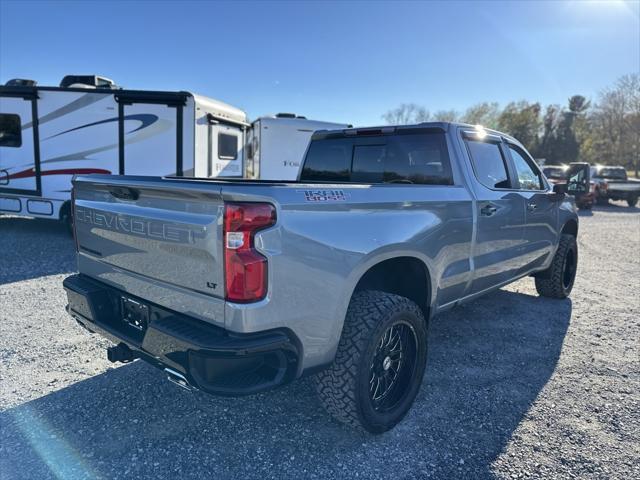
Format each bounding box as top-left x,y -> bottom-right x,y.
63,123 -> 588,433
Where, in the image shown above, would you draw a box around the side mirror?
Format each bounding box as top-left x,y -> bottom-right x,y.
553,183 -> 567,195
565,162 -> 590,195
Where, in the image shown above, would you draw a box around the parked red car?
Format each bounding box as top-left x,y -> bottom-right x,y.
542,165 -> 595,210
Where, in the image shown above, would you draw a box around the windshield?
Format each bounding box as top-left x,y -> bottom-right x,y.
594,167 -> 627,180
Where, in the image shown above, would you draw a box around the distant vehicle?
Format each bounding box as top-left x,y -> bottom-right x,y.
591,165 -> 640,207
542,165 -> 594,210
63,122 -> 588,433
0,75 -> 348,226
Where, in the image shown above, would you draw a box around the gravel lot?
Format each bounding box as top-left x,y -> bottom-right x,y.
1,203 -> 638,479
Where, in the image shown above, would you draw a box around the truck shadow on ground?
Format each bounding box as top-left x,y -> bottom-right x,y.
0,289 -> 572,479
0,216 -> 75,284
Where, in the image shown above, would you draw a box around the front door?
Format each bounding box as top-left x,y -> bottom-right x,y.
462,132 -> 526,295
506,143 -> 558,271
0,94 -> 39,195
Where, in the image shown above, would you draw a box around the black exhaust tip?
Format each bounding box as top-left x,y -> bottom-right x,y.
107,343 -> 137,363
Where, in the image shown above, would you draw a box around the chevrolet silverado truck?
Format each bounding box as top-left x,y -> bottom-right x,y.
591,165 -> 640,207
63,123 -> 588,433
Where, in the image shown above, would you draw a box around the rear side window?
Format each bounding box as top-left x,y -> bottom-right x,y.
0,114 -> 22,148
218,133 -> 238,160
301,133 -> 452,185
509,146 -> 544,190
466,140 -> 510,189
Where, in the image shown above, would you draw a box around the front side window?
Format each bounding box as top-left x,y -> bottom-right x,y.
509,146 -> 544,190
0,114 -> 22,148
466,140 -> 510,189
301,132 -> 452,185
218,133 -> 238,160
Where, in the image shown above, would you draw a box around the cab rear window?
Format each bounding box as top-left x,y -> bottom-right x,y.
300,132 -> 453,185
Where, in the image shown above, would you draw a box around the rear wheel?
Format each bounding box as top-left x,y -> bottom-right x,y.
535,234 -> 578,299
314,291 -> 427,433
627,195 -> 638,208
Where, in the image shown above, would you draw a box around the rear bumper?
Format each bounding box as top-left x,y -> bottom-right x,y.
63,274 -> 299,395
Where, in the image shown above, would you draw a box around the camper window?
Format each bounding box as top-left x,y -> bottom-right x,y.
0,114 -> 22,148
218,133 -> 238,160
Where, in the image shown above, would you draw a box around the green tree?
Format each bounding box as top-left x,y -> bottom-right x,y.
460,102 -> 500,129
497,101 -> 542,153
431,109 -> 459,122
584,74 -> 640,175
545,95 -> 591,164
382,103 -> 430,125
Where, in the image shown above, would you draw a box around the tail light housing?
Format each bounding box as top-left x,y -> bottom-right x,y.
224,202 -> 276,303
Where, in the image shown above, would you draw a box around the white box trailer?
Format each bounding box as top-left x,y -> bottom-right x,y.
245,114 -> 350,180
0,75 -> 248,223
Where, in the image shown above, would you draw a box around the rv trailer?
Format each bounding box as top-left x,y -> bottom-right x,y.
245,113 -> 350,180
0,75 -> 248,225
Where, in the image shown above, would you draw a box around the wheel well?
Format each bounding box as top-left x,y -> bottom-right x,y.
561,219 -> 578,237
354,257 -> 430,316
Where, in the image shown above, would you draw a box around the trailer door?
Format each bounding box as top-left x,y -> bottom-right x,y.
0,93 -> 40,195
116,92 -> 187,176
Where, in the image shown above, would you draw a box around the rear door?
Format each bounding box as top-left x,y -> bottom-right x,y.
0,92 -> 40,195
462,130 -> 526,294
505,143 -> 558,270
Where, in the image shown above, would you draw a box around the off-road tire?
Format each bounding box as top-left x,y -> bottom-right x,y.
314,290 -> 427,433
627,195 -> 638,208
535,234 -> 578,299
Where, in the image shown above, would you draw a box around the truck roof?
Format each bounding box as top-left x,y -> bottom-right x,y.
310,121 -> 523,147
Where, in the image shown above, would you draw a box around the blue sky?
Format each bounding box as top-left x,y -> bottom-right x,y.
1,0 -> 638,126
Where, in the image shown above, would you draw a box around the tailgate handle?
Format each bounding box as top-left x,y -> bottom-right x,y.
109,187 -> 139,201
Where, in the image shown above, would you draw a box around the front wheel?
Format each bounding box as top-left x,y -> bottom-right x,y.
314,291 -> 427,433
535,234 -> 578,299
627,195 -> 638,208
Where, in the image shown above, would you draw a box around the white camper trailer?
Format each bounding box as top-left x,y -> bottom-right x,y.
1,76 -> 349,225
0,75 -> 248,224
245,113 -> 349,180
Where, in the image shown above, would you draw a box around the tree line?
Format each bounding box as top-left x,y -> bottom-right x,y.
382,73 -> 639,176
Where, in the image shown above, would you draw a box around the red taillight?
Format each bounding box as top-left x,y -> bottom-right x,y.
224,202 -> 276,303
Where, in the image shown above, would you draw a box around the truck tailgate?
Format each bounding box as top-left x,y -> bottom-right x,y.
73,176 -> 224,298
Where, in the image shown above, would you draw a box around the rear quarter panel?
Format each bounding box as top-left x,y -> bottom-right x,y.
221,183 -> 474,370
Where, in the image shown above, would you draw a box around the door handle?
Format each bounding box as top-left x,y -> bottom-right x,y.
480,204 -> 498,217
527,203 -> 538,212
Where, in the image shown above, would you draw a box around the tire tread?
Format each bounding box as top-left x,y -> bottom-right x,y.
535,234 -> 576,299
314,291 -> 423,430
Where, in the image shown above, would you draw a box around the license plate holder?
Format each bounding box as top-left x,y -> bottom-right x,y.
121,296 -> 149,332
